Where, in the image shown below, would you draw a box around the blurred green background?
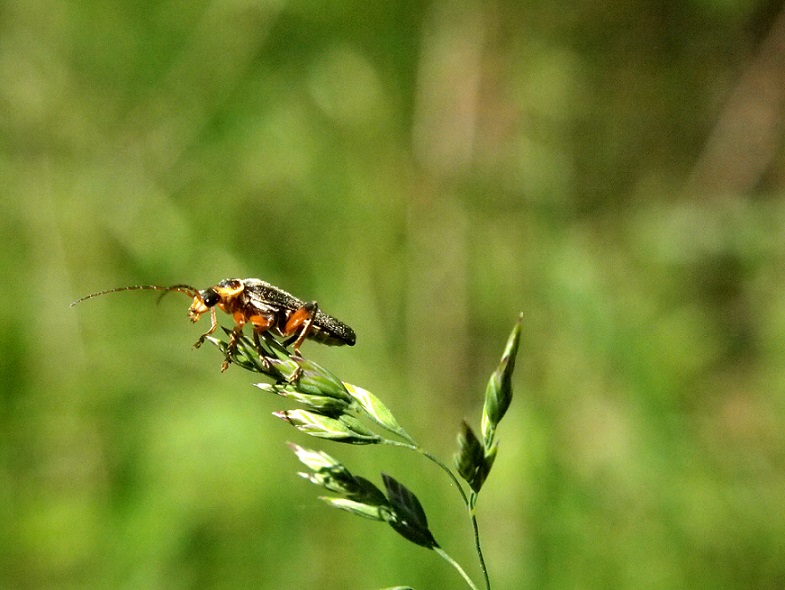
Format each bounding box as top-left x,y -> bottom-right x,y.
3,1 -> 785,588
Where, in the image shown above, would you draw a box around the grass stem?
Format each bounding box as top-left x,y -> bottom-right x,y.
382,440 -> 490,589
434,546 -> 481,590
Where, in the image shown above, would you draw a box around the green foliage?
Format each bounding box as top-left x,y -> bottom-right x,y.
223,322 -> 522,588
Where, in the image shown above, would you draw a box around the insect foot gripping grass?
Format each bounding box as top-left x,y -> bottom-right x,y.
213,313 -> 523,590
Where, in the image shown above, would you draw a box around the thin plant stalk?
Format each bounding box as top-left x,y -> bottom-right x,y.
434,546 -> 481,590
412,446 -> 490,589
383,439 -> 490,590
469,493 -> 490,590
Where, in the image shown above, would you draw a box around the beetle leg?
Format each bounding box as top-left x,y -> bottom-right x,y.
246,312 -> 277,371
281,301 -> 318,354
222,329 -> 241,372
219,311 -> 253,372
292,317 -> 314,355
240,312 -> 275,359
248,312 -> 276,335
193,308 -> 218,349
251,331 -> 273,372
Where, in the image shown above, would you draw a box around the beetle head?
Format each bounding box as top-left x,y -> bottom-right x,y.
187,279 -> 245,321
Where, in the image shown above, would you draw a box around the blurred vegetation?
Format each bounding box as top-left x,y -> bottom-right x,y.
2,0 -> 785,588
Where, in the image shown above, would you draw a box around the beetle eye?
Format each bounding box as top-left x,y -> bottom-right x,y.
201,289 -> 220,307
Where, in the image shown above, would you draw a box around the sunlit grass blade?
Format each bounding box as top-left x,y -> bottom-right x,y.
275,409 -> 381,444
481,313 -> 522,447
320,497 -> 393,521
256,382 -> 350,414
344,382 -> 414,443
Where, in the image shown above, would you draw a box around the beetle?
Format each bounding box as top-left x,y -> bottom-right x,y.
71,278 -> 356,371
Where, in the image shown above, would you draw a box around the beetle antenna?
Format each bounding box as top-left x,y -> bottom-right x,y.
70,284 -> 199,307
155,284 -> 200,303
